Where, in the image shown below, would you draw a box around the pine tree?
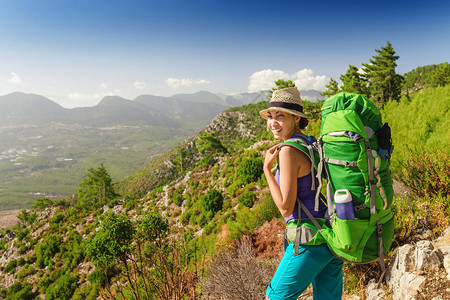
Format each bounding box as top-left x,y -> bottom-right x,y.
269,79 -> 296,98
340,65 -> 368,96
77,163 -> 117,210
320,78 -> 340,98
362,41 -> 402,105
173,143 -> 187,176
431,62 -> 450,87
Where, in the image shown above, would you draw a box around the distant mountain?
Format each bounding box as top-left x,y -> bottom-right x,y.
0,89 -> 323,127
0,92 -> 68,125
222,91 -> 269,106
134,94 -> 228,121
0,92 -> 227,128
299,89 -> 324,102
70,96 -> 178,127
170,91 -> 227,105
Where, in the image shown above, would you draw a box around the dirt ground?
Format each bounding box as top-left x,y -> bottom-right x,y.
0,209 -> 21,230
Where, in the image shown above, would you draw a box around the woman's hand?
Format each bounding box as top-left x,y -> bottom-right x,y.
264,144 -> 281,174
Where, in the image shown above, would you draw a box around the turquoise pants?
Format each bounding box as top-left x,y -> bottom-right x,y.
266,243 -> 343,300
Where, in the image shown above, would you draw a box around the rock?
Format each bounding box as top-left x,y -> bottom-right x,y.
366,279 -> 385,300
386,244 -> 426,300
442,248 -> 450,281
388,244 -> 415,274
415,240 -> 442,274
381,226 -> 450,299
434,227 -> 450,281
434,226 -> 450,248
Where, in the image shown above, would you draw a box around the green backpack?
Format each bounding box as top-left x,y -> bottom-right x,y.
279,92 -> 394,271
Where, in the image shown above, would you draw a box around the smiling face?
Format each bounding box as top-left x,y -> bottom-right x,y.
266,110 -> 301,141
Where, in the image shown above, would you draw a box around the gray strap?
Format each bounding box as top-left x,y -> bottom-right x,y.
314,138 -> 324,211
377,220 -> 386,271
324,157 -> 358,167
294,199 -> 323,256
326,181 -> 334,221
377,220 -> 387,286
307,145 -> 316,191
364,139 -> 377,214
299,201 -> 323,231
294,199 -> 302,255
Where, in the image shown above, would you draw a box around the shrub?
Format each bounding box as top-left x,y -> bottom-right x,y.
5,282 -> 35,300
173,193 -> 184,206
50,213 -> 65,224
238,190 -> 256,208
35,234 -> 62,268
4,259 -> 17,274
87,269 -> 107,286
236,157 -> 264,185
201,189 -> 223,214
16,228 -> 30,241
17,257 -> 26,266
32,197 -> 54,210
46,272 -> 78,300
227,178 -> 244,197
400,151 -> 449,197
200,236 -> 277,299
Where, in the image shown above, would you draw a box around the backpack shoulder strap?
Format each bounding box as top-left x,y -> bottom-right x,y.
278,136 -> 318,192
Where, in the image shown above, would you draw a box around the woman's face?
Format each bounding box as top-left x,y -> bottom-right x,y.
266,110 -> 300,141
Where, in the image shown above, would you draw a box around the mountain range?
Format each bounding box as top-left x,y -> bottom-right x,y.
0,89 -> 323,127
0,89 -> 322,209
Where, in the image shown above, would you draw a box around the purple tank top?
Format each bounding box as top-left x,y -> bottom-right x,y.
275,135 -> 327,223
275,171 -> 326,223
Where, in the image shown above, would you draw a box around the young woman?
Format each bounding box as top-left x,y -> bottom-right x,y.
260,87 -> 343,300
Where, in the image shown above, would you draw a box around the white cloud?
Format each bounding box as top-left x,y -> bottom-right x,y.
166,78 -> 210,88
247,69 -> 289,93
292,69 -> 328,91
99,82 -> 108,89
248,68 -> 329,92
134,80 -> 147,90
7,72 -> 22,84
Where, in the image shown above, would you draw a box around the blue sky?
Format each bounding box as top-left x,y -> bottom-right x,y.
0,0 -> 449,108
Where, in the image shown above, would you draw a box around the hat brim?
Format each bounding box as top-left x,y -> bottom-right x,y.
259,107 -> 309,119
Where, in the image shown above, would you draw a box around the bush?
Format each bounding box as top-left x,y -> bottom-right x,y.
173,193 -> 184,206
46,272 -> 78,300
35,234 -> 62,268
400,151 -> 449,197
200,236 -> 277,299
32,197 -> 54,210
16,228 -> 30,241
4,259 -> 17,274
50,213 -> 65,224
227,178 -> 244,197
236,158 -> 264,185
5,282 -> 35,300
201,189 -> 223,214
238,190 -> 256,208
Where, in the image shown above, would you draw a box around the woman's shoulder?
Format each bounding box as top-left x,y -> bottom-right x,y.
278,144 -> 309,162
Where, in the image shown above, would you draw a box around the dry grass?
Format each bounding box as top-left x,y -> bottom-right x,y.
200,236 -> 277,300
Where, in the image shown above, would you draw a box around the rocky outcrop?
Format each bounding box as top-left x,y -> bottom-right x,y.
367,226 -> 450,300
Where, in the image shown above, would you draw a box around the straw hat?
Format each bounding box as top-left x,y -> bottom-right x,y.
259,87 -> 308,119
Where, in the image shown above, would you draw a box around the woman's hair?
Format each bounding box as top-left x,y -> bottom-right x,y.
299,117 -> 309,130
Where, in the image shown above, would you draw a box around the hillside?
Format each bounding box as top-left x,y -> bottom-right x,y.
0,84 -> 449,299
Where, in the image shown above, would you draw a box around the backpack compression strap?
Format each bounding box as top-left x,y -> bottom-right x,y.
293,198 -> 324,255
